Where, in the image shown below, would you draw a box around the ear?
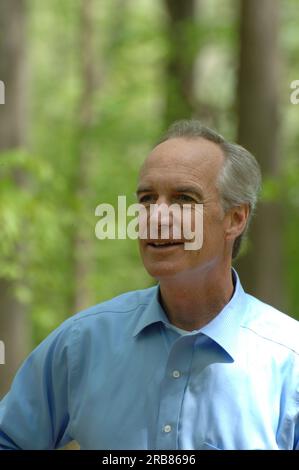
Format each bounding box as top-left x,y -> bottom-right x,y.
224,204 -> 250,242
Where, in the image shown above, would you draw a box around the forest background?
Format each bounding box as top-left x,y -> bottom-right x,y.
1,0 -> 299,399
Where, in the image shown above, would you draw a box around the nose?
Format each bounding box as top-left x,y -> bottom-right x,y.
138,197 -> 173,241
148,201 -> 181,240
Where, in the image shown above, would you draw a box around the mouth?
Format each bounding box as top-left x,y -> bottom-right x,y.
147,240 -> 184,250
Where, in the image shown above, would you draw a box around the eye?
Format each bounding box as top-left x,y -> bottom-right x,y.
175,194 -> 196,203
138,194 -> 155,204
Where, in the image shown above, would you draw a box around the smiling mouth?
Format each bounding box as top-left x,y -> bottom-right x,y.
147,241 -> 184,248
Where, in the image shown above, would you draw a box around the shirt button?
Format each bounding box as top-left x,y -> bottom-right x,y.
163,424 -> 172,433
172,370 -> 181,378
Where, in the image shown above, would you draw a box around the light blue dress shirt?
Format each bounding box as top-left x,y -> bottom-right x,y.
0,269 -> 298,450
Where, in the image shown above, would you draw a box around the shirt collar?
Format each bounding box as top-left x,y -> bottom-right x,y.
133,286 -> 169,337
133,268 -> 248,361
200,268 -> 248,360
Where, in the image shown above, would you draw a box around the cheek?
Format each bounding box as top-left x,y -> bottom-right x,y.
202,211 -> 226,242
180,206 -> 203,241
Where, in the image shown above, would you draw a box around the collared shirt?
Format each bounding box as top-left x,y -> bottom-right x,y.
0,270 -> 298,450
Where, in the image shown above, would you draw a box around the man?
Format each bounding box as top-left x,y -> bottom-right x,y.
0,120 -> 298,450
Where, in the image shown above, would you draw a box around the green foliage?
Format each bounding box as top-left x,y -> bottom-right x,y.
25,0 -> 164,344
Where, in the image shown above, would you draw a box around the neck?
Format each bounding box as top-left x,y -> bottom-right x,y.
158,261 -> 234,331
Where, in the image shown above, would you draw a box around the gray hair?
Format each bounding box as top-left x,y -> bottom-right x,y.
158,119 -> 262,259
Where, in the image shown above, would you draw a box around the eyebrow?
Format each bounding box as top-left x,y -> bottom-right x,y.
136,185 -> 204,199
136,186 -> 153,196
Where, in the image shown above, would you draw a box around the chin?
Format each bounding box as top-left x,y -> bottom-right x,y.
144,261 -> 186,280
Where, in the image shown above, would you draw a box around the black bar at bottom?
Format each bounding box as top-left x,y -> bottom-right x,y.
0,450 -> 297,466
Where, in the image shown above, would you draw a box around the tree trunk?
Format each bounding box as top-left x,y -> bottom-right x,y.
163,0 -> 197,126
235,0 -> 285,310
72,0 -> 97,313
0,0 -> 30,398
62,0 -> 99,450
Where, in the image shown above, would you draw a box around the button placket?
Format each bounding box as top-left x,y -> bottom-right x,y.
155,335 -> 196,449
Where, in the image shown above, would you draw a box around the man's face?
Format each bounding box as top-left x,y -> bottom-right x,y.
137,137 -> 231,281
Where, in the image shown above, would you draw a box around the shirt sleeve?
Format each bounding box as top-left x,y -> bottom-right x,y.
0,320 -> 74,450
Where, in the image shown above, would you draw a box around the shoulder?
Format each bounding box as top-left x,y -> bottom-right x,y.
241,294 -> 299,355
56,286 -> 157,341
37,286 -> 157,357
71,286 -> 156,323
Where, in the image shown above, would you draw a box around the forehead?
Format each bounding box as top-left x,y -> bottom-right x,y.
138,137 -> 225,190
